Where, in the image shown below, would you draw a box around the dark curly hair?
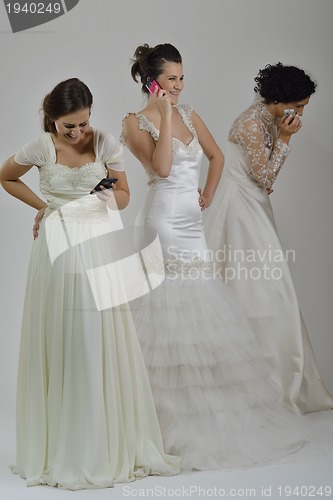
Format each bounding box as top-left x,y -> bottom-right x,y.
42,78 -> 93,133
254,63 -> 316,103
131,43 -> 182,94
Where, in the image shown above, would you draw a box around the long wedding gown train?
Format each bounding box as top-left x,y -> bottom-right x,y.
204,100 -> 333,413
124,105 -> 308,471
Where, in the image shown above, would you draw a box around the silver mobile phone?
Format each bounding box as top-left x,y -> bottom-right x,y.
284,109 -> 296,122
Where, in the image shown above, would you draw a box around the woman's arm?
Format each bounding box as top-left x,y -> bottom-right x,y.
122,98 -> 173,178
236,117 -> 300,190
191,111 -> 224,211
1,156 -> 48,239
0,156 -> 46,209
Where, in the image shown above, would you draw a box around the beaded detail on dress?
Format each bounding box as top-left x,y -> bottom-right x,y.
228,100 -> 290,189
165,256 -> 212,278
41,162 -> 109,222
40,162 -> 107,191
145,255 -> 212,279
51,198 -> 109,223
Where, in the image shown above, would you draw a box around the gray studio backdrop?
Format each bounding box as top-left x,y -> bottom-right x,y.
1,0 -> 332,460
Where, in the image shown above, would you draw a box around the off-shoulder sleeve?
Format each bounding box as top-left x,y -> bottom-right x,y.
14,133 -> 52,167
232,116 -> 290,189
95,130 -> 124,171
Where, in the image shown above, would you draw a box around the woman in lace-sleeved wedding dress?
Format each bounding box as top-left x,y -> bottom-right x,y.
121,44 -> 312,472
0,78 -> 180,489
204,63 -> 333,413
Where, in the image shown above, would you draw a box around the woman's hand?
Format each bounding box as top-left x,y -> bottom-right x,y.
93,182 -> 119,210
149,86 -> 172,118
198,188 -> 211,211
33,206 -> 47,239
279,114 -> 302,138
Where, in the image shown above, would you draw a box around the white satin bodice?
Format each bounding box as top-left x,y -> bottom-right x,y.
133,105 -> 207,262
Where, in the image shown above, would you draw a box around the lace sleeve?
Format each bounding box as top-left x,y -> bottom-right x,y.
119,113 -> 131,146
231,115 -> 290,189
177,104 -> 197,139
136,114 -> 159,142
120,113 -> 159,146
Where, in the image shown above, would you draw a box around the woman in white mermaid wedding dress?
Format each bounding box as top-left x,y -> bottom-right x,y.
122,44 -> 308,471
0,78 -> 180,489
204,64 -> 333,414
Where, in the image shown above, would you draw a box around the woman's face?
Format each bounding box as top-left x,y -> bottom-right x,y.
156,62 -> 184,105
54,108 -> 91,144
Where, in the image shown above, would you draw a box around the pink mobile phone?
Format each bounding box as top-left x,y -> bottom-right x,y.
146,79 -> 161,94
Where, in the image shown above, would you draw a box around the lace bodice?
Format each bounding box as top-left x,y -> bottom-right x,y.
228,99 -> 290,189
14,130 -> 124,222
40,162 -> 109,221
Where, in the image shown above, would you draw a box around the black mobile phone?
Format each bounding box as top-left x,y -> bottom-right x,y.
90,177 -> 118,194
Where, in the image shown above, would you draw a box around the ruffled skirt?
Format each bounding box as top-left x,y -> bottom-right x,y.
130,266 -> 307,471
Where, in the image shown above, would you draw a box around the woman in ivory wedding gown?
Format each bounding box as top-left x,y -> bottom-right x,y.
204,63 -> 333,414
0,78 -> 180,490
121,43 -> 309,471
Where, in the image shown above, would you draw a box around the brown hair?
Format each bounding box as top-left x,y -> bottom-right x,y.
42,78 -> 93,133
131,43 -> 182,94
